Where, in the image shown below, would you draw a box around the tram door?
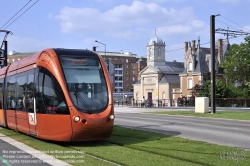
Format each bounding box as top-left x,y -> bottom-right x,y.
27,69 -> 37,136
0,83 -> 4,126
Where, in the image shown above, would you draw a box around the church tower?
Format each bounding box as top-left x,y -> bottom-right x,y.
146,30 -> 166,67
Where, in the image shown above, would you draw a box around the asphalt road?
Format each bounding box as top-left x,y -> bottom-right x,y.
114,106 -> 250,150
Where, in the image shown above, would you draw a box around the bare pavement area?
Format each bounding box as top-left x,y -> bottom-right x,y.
0,127 -> 71,166
114,106 -> 250,150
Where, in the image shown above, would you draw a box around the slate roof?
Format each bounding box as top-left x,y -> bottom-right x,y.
180,40 -> 230,75
148,61 -> 184,73
159,74 -> 180,84
135,61 -> 184,85
193,48 -> 210,73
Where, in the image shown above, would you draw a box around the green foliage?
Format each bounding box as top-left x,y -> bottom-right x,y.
197,36 -> 250,99
220,36 -> 250,87
215,79 -> 232,98
231,86 -> 249,98
197,80 -> 210,97
198,78 -> 234,98
148,111 -> 250,120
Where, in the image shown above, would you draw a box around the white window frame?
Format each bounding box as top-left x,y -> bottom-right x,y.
188,62 -> 192,71
187,78 -> 193,89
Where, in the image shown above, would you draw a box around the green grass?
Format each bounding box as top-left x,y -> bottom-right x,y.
0,126 -> 249,166
146,110 -> 250,120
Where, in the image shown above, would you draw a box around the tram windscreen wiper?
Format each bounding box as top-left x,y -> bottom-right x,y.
74,91 -> 93,114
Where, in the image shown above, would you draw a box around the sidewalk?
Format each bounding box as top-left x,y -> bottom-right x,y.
0,127 -> 71,166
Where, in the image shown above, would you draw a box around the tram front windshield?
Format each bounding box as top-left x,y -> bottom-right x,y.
59,56 -> 108,114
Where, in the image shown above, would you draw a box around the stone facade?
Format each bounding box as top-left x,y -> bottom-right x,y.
133,34 -> 184,105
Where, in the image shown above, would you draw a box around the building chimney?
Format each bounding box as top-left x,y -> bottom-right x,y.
218,38 -> 223,63
219,39 -> 223,54
192,40 -> 196,54
185,42 -> 188,53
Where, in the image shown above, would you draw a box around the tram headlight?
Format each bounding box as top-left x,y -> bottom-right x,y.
74,116 -> 80,122
109,115 -> 115,120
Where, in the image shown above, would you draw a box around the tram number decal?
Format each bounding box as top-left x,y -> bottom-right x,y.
28,113 -> 36,125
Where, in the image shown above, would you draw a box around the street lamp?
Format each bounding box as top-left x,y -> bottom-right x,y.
95,40 -> 108,70
125,94 -> 127,104
95,40 -> 106,58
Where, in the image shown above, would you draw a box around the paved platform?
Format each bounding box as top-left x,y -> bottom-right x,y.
0,127 -> 71,166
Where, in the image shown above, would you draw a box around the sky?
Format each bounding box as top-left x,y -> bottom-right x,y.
0,0 -> 250,62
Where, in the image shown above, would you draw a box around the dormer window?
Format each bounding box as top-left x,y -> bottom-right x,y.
188,62 -> 193,71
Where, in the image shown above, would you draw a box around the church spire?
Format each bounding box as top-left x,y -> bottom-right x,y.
147,29 -> 166,67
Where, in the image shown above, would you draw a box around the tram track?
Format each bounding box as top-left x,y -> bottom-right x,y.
61,139 -> 212,166
63,145 -> 123,166
99,140 -> 214,166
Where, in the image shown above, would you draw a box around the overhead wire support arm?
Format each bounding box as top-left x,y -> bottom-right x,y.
215,28 -> 250,41
0,30 -> 13,49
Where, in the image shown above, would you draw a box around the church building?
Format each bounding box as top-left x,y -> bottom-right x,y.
133,34 -> 184,106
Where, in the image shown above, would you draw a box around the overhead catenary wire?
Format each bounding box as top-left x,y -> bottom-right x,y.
164,35 -> 244,54
165,15 -> 250,54
220,15 -> 250,32
0,0 -> 32,30
215,19 -> 240,31
2,0 -> 39,30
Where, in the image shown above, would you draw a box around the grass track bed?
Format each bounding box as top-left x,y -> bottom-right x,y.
0,126 -> 249,166
146,110 -> 250,120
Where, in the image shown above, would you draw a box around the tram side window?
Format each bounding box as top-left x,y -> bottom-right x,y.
36,72 -> 45,113
37,68 -> 69,114
0,78 -> 3,109
16,72 -> 27,112
26,69 -> 35,113
7,75 -> 17,110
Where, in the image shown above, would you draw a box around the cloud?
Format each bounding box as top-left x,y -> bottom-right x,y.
155,19 -> 207,39
55,1 -> 201,40
243,25 -> 250,32
83,37 -> 97,44
8,36 -> 53,52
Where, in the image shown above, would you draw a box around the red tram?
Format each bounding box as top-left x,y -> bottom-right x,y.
0,48 -> 114,141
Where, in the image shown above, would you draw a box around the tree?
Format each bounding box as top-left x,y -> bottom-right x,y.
220,36 -> 250,87
197,80 -> 210,97
197,78 -> 234,98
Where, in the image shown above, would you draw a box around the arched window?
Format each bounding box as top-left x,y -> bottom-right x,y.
149,48 -> 152,60
136,92 -> 139,100
162,92 -> 165,99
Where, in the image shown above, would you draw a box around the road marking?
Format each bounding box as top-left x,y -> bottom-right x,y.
0,156 -> 12,166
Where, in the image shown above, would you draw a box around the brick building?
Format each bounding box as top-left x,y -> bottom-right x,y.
179,38 -> 230,97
